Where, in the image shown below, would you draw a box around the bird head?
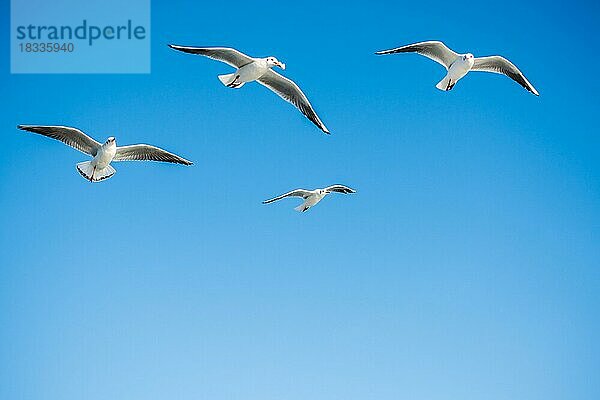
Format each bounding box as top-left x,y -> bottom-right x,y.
265,56 -> 286,70
106,137 -> 116,145
463,53 -> 474,61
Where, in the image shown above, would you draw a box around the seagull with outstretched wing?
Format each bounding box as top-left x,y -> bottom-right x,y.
263,184 -> 356,212
168,45 -> 330,134
18,125 -> 192,182
375,40 -> 539,95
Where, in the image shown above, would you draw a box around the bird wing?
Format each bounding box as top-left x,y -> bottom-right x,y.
263,189 -> 312,204
324,184 -> 356,194
257,70 -> 330,134
113,144 -> 193,165
375,40 -> 459,69
472,55 -> 539,95
168,45 -> 254,68
18,125 -> 101,156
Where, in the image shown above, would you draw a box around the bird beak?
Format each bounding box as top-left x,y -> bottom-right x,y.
277,61 -> 286,70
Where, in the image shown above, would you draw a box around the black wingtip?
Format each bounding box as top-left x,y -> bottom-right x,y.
176,155 -> 194,166
17,125 -> 34,132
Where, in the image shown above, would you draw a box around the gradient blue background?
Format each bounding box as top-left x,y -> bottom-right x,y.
1,0 -> 599,399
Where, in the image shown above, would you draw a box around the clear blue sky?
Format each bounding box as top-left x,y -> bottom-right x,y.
1,0 -> 599,399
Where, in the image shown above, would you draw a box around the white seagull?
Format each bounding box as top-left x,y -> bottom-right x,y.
168,45 -> 330,134
375,41 -> 539,95
18,125 -> 193,182
263,185 -> 356,212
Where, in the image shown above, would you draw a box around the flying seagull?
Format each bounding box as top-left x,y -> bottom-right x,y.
168,45 -> 330,134
18,125 -> 192,182
263,185 -> 356,212
375,41 -> 539,95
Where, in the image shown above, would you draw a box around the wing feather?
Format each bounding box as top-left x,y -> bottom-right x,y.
168,45 -> 254,68
113,144 -> 193,165
257,70 -> 329,134
472,55 -> 539,95
263,189 -> 312,204
376,41 -> 458,69
325,185 -> 356,194
18,125 -> 100,156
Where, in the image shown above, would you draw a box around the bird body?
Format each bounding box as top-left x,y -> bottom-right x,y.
263,185 -> 356,212
18,125 -> 192,182
294,190 -> 328,212
218,57 -> 276,88
376,41 -> 539,95
437,53 -> 475,90
76,137 -> 118,181
93,138 -> 117,169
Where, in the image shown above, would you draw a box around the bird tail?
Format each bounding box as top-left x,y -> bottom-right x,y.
294,203 -> 309,213
218,73 -> 245,88
436,75 -> 455,91
76,161 -> 116,182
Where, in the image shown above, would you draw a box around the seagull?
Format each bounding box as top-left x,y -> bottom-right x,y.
18,125 -> 193,182
375,41 -> 539,95
168,45 -> 330,134
263,185 -> 356,212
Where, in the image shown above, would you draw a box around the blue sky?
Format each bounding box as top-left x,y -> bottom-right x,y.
1,0 -> 599,399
